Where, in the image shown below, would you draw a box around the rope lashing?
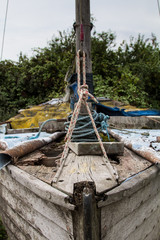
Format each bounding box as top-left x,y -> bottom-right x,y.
53,50 -> 109,183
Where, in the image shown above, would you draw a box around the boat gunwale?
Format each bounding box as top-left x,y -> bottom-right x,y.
2,164 -> 75,211
98,165 -> 159,208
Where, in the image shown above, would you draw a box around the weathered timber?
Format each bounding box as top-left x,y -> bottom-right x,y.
73,185 -> 100,240
143,219 -> 160,240
39,119 -> 66,133
0,211 -> 28,240
52,151 -> 118,195
99,166 -> 160,240
101,190 -> 160,240
111,147 -> 151,183
98,165 -> 159,207
0,168 -> 73,233
126,207 -> 160,240
109,116 -> 160,129
19,165 -> 57,184
68,142 -> 124,156
100,172 -> 160,230
16,150 -> 46,166
7,127 -> 39,134
0,200 -> 48,240
2,165 -> 75,210
0,190 -> 73,240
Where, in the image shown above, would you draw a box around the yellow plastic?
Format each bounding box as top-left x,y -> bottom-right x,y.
9,103 -> 71,129
9,100 -> 147,129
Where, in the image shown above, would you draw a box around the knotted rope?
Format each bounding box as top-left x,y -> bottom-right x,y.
53,50 -> 109,183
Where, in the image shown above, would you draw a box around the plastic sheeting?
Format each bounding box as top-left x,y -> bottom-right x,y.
9,102 -> 71,129
96,103 -> 160,117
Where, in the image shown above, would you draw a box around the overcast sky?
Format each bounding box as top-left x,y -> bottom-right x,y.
0,0 -> 160,61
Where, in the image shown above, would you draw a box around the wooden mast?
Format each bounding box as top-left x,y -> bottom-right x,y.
75,0 -> 93,81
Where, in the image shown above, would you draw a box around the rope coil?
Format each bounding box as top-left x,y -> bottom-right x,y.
65,110 -> 110,142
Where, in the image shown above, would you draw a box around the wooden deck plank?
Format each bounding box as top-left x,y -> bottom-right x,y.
111,147 -> 152,183
53,152 -> 118,195
19,165 -> 56,184
68,142 -> 124,156
98,166 -> 158,207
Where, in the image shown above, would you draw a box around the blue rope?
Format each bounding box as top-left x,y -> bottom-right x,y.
29,119 -> 57,140
65,110 -> 110,142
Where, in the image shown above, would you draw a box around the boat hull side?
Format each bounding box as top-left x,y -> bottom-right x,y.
0,165 -> 74,240
100,166 -> 160,240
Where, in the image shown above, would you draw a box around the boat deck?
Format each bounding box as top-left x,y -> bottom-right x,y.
16,140 -> 151,192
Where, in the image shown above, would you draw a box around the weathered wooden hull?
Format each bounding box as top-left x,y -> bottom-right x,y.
0,163 -> 160,239
0,165 -> 75,240
99,166 -> 160,240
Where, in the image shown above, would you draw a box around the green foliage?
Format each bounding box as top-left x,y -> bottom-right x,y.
93,32 -> 160,108
0,29 -> 160,121
0,217 -> 8,240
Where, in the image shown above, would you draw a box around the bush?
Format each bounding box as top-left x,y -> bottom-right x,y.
0,30 -> 160,121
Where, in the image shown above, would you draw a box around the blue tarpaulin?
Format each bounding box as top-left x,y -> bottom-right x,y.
96,103 -> 160,117
70,81 -> 160,116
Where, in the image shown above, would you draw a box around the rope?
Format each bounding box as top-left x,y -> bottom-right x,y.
1,0 -> 9,60
53,50 -> 109,183
65,111 -> 110,142
29,119 -> 58,140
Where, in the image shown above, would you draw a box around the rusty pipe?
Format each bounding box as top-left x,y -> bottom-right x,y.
108,128 -> 160,165
0,132 -> 65,169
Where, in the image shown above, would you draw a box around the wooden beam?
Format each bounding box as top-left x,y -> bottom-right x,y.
68,142 -> 124,156
75,0 -> 92,73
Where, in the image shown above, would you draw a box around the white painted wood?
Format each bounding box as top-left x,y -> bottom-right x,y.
3,165 -> 75,210
143,219 -> 160,240
0,186 -> 74,240
1,210 -> 29,240
126,207 -> 160,240
101,191 -> 160,240
98,165 -> 159,207
53,152 -> 117,195
0,167 -> 73,234
0,200 -> 48,240
101,173 -> 160,232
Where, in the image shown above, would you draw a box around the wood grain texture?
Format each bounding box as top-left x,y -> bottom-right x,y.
19,165 -> 56,184
1,210 -> 30,240
101,187 -> 160,240
0,189 -> 74,240
53,152 -> 117,195
98,165 -> 158,207
0,167 -> 74,234
101,173 -> 160,234
0,198 -> 48,240
126,207 -> 160,240
111,147 -> 151,183
68,142 -> 124,156
2,165 -> 75,210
